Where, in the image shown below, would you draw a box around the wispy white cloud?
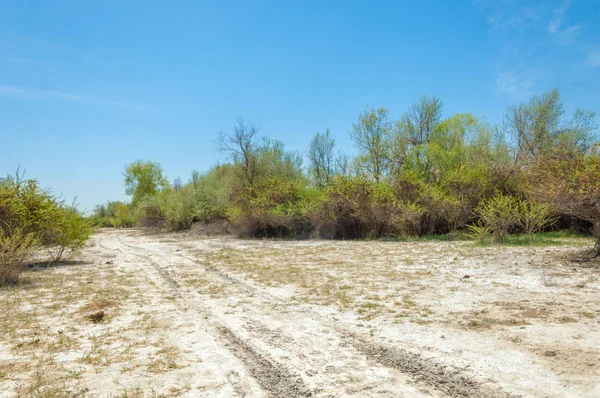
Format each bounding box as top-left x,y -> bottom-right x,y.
555,24 -> 581,46
505,6 -> 540,30
473,0 -> 597,95
547,0 -> 572,33
472,0 -> 542,30
0,83 -> 149,111
547,0 -> 581,46
495,71 -> 541,97
475,0 -> 581,45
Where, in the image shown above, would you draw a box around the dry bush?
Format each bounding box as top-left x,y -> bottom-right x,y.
398,202 -> 426,235
310,177 -> 428,238
309,176 -> 376,239
230,211 -> 302,238
526,147 -> 600,253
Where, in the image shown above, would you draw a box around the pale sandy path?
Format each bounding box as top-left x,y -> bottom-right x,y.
2,228 -> 597,397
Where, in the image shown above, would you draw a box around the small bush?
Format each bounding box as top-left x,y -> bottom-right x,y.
47,207 -> 94,262
163,187 -> 197,230
467,221 -> 493,243
0,173 -> 93,284
134,195 -> 166,228
517,200 -> 557,236
0,228 -> 39,285
134,188 -> 198,231
191,166 -> 236,222
474,193 -> 520,242
109,217 -> 122,228
92,216 -> 136,228
398,201 -> 426,236
310,176 -> 376,239
472,194 -> 558,244
229,177 -> 313,237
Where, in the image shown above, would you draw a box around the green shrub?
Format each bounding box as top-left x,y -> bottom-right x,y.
92,216 -> 136,228
0,228 -> 39,285
310,176 -> 375,239
134,195 -> 166,228
46,206 -> 94,262
517,201 -> 557,236
391,174 -> 474,235
191,166 -> 236,222
92,201 -> 136,228
474,193 -> 520,242
0,173 -> 93,284
473,194 -> 557,243
134,188 -> 197,231
229,177 -> 313,237
467,221 -> 493,243
163,187 -> 197,230
398,201 -> 426,236
110,217 -> 122,228
92,217 -> 112,227
120,217 -> 137,227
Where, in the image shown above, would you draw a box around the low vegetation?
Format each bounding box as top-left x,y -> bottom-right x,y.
0,171 -> 93,285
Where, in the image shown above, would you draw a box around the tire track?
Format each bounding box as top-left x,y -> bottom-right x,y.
119,234 -> 521,398
127,236 -> 525,398
106,234 -> 314,398
217,326 -> 313,398
347,333 -> 519,398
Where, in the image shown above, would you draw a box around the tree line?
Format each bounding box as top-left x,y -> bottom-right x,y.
95,88 -> 600,252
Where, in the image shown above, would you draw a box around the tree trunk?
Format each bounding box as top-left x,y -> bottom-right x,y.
593,223 -> 600,257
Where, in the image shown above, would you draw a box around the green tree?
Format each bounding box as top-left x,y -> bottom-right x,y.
308,129 -> 335,188
505,88 -> 597,164
124,160 -> 169,206
254,138 -> 303,182
113,202 -> 130,218
395,96 -> 443,180
350,107 -> 392,182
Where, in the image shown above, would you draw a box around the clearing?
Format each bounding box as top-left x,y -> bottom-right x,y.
1,229 -> 599,397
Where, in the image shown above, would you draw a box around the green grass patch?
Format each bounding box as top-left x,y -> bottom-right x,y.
473,230 -> 592,247
395,231 -> 472,242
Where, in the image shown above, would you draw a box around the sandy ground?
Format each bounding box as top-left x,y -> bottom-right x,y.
0,229 -> 599,397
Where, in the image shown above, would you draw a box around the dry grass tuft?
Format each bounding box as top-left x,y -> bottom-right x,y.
81,298 -> 117,313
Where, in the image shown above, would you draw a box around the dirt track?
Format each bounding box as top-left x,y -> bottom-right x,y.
1,229 -> 599,397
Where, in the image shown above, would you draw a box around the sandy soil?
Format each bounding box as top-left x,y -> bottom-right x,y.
0,229 -> 599,397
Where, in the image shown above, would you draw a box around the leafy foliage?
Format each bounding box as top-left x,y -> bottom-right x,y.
474,193 -> 521,242
0,228 -> 39,286
92,201 -> 136,228
47,206 -> 95,262
517,200 -> 556,236
0,173 -> 93,284
124,160 -> 169,206
108,89 -> 598,251
308,129 -> 335,188
526,145 -> 600,252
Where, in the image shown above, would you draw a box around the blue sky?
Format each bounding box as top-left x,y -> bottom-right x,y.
1,0 -> 599,212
